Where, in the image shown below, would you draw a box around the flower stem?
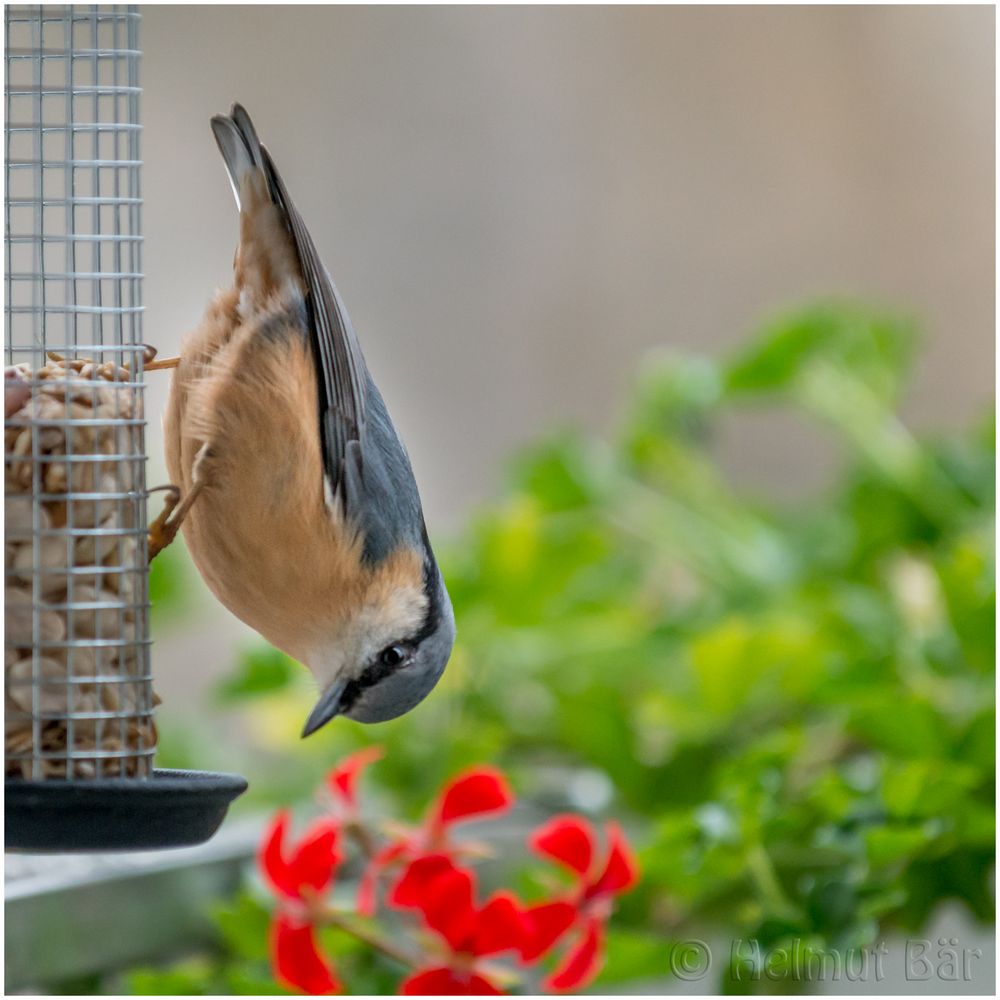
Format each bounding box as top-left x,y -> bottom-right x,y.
310,904 -> 521,989
346,818 -> 379,860
313,905 -> 417,968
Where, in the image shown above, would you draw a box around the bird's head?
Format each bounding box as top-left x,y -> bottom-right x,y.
301,549 -> 454,735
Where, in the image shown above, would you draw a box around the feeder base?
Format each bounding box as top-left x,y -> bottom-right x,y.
4,768 -> 248,852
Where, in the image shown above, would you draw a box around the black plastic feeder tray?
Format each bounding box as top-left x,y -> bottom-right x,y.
5,768 -> 248,852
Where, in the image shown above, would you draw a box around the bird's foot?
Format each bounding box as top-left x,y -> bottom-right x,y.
147,485 -> 182,561
147,481 -> 203,562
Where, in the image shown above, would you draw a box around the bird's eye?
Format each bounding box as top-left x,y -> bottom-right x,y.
380,644 -> 407,667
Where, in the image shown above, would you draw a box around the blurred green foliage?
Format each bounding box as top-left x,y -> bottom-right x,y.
148,542 -> 194,625
135,301 -> 994,993
126,888 -> 410,995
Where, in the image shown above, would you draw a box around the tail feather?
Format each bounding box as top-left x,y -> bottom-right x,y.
230,104 -> 265,169
210,115 -> 252,211
211,105 -> 300,304
210,103 -> 270,212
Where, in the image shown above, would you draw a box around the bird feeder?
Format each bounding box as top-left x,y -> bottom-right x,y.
4,4 -> 246,851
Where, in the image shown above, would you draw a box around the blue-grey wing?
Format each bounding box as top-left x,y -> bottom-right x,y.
342,376 -> 426,565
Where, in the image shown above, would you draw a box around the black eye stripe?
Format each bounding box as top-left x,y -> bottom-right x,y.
342,653 -> 398,711
344,545 -> 444,712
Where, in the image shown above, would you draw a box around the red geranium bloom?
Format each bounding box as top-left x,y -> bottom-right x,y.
425,767 -> 514,836
358,766 -> 514,915
260,810 -> 342,902
271,913 -> 341,995
261,812 -> 344,994
326,746 -> 384,817
390,855 -> 527,995
521,816 -> 639,991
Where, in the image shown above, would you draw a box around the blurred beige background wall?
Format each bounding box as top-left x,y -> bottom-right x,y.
139,6 -> 994,700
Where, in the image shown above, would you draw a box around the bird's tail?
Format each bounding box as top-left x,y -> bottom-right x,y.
210,103 -> 273,213
210,104 -> 302,305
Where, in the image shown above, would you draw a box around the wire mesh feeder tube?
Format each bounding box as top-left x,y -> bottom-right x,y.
4,5 -> 245,851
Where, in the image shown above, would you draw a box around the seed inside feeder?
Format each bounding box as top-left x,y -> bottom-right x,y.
4,358 -> 157,780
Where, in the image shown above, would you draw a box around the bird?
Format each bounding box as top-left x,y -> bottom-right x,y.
157,104 -> 455,735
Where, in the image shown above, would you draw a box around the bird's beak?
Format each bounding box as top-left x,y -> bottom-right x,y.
301,679 -> 349,738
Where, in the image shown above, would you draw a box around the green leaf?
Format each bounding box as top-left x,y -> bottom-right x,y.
725,302 -> 917,401
865,824 -> 933,866
881,760 -> 980,819
848,698 -> 947,758
125,965 -> 211,996
213,892 -> 272,962
147,543 -> 192,623
214,645 -> 297,702
597,928 -> 674,985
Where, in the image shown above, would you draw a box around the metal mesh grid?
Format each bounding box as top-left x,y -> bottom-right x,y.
4,5 -> 154,780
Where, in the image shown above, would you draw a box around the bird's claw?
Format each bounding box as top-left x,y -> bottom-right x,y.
147,485 -> 183,562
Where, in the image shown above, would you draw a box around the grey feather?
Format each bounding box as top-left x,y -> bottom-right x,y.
347,376 -> 425,565
210,115 -> 252,211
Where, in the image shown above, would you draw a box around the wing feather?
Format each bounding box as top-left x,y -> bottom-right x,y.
216,103 -> 368,498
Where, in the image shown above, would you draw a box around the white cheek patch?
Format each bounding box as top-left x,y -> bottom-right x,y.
351,586 -> 428,672
309,584 -> 428,689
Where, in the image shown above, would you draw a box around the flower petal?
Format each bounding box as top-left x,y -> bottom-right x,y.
260,811 -> 297,899
261,813 -> 341,901
530,815 -> 596,877
390,856 -> 478,951
471,891 -> 528,957
418,866 -> 478,951
400,967 -> 504,995
519,901 -> 578,962
588,822 -> 639,898
388,853 -> 455,907
271,913 -> 341,995
290,818 -> 341,897
545,918 -> 604,992
326,746 -> 384,806
430,767 -> 513,831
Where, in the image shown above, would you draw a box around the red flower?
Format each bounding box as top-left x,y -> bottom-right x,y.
326,746 -> 384,815
358,767 -> 513,915
261,812 -> 344,994
260,810 -> 342,902
400,969 -> 503,995
271,913 -> 341,994
390,855 -> 527,995
521,816 -> 639,991
426,767 -> 513,837
259,762 -> 632,996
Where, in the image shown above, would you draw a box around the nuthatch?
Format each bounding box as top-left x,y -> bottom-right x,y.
159,104 -> 454,734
